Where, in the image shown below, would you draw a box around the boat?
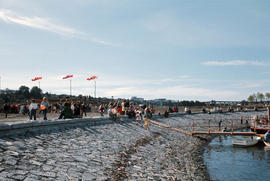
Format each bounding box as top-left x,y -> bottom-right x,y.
250,125 -> 270,134
250,115 -> 270,134
232,136 -> 261,147
263,140 -> 270,147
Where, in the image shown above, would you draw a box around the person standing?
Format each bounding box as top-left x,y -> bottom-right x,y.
73,101 -> 82,118
99,104 -> 104,117
29,99 -> 38,120
218,120 -> 222,131
81,102 -> 87,117
144,107 -> 152,130
41,97 -> 49,120
3,104 -> 10,118
121,100 -> 125,115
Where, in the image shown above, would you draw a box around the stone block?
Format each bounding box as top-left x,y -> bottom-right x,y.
11,122 -> 33,129
0,124 -> 11,131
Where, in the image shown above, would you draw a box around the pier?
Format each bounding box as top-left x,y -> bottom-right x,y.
146,116 -> 265,138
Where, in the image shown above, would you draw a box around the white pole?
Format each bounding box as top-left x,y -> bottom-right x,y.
90,81 -> 92,97
94,80 -> 96,98
70,79 -> 72,96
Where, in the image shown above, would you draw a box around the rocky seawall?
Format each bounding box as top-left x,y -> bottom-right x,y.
0,111 -> 266,181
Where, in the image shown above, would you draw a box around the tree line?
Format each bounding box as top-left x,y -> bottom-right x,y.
247,92 -> 270,102
0,86 -> 43,104
5,85 -> 266,107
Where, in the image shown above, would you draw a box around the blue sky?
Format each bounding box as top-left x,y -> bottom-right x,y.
0,0 -> 269,101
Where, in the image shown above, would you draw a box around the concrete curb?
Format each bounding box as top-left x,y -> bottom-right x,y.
0,116 -> 131,137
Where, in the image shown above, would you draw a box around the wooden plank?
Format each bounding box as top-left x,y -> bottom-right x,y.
192,131 -> 256,135
147,119 -> 193,136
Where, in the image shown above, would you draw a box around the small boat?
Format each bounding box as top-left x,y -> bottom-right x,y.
250,125 -> 270,134
232,136 -> 261,147
263,140 -> 270,147
250,115 -> 270,134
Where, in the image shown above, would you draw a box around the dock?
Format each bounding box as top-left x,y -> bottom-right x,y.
146,117 -> 265,138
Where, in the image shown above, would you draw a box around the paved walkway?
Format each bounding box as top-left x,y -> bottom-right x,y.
0,112 -> 104,125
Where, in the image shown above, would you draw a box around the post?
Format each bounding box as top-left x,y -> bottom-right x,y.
94,80 -> 96,98
268,106 -> 270,121
240,116 -> 243,124
208,120 -> 210,134
90,82 -> 92,97
39,81 -> 40,89
192,120 -> 194,134
254,118 -> 256,132
69,79 -> 72,97
232,119 -> 234,133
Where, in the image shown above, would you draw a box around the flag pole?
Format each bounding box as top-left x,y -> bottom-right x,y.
87,76 -> 98,98
70,79 -> 72,96
90,81 -> 92,97
94,80 -> 96,98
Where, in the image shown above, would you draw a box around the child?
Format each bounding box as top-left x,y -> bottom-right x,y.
136,110 -> 142,125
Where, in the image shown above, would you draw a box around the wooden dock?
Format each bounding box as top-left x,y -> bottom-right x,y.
192,131 -> 256,136
146,117 -> 265,138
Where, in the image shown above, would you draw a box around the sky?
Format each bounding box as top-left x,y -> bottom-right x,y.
0,0 -> 269,101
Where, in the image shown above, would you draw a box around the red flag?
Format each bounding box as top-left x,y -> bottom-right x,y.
63,75 -> 73,79
87,75 -> 98,81
32,77 -> 42,81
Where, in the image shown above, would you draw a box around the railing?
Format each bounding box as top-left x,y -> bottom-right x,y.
145,117 -> 257,137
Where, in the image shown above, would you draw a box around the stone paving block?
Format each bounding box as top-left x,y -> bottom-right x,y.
10,174 -> 26,180
11,122 -> 33,129
0,124 -> 11,131
24,174 -> 40,181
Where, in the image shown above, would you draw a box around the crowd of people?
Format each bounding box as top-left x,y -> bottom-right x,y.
1,97 -> 169,122
105,99 -> 155,122
2,97 -> 91,120
2,97 -> 263,122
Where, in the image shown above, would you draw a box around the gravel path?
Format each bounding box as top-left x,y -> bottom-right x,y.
0,111 -> 265,180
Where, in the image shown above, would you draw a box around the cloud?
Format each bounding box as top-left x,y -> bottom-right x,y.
0,9 -> 112,45
202,60 -> 267,66
100,85 -> 238,101
231,81 -> 266,89
0,71 -> 246,101
261,72 -> 270,75
0,10 -> 79,36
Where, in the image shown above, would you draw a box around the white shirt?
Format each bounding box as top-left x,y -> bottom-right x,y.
29,103 -> 38,110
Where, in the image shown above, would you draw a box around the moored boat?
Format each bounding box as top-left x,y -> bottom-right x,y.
263,140 -> 270,147
250,125 -> 270,134
232,136 -> 261,147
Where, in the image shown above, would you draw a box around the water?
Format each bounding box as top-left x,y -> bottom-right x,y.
204,135 -> 270,181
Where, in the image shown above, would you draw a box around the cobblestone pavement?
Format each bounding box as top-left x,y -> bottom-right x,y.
0,111 -> 265,180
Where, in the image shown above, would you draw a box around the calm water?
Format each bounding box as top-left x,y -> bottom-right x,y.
204,135 -> 270,181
